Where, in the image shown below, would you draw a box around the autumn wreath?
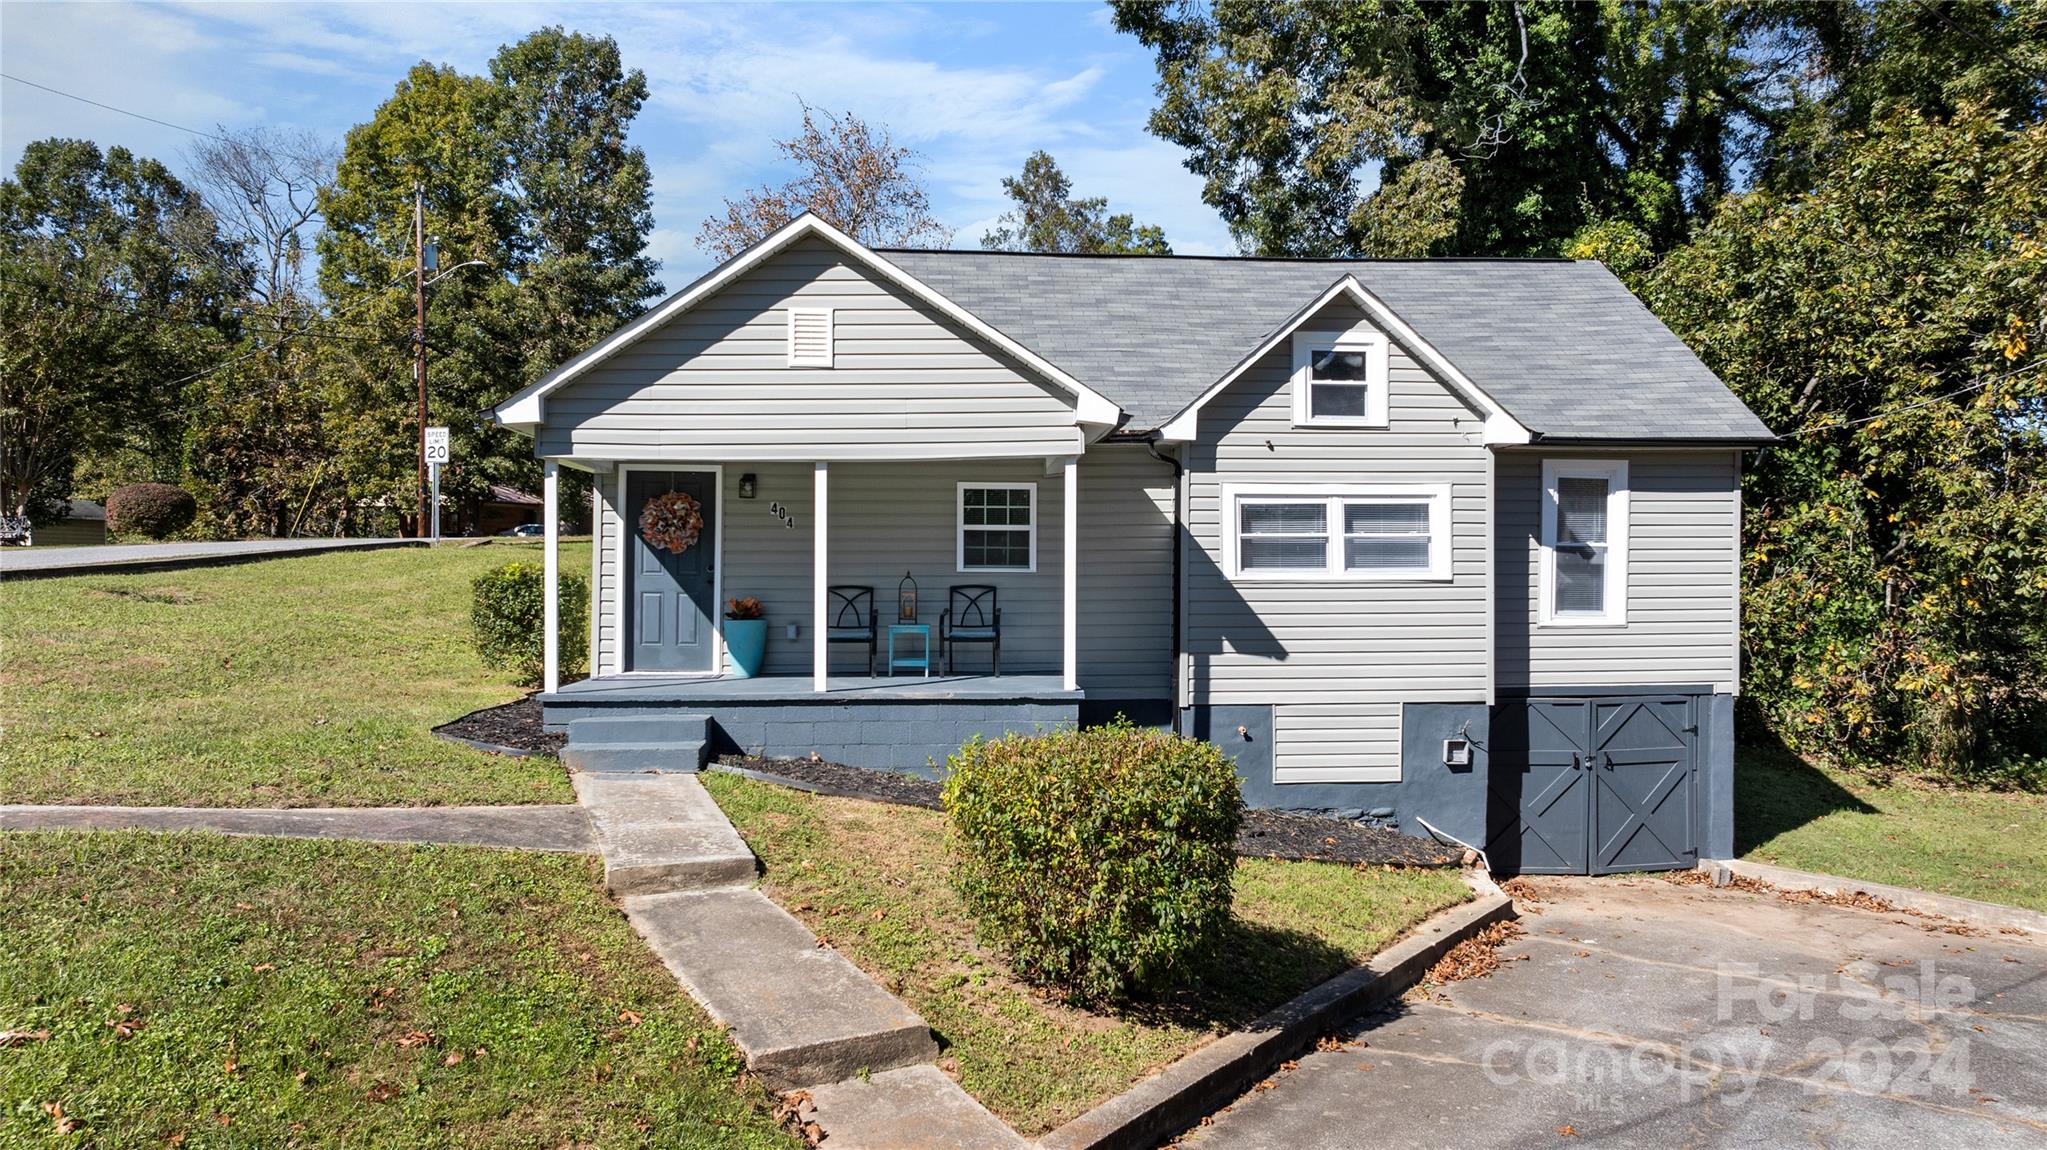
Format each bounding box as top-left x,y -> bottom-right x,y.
638,490 -> 704,554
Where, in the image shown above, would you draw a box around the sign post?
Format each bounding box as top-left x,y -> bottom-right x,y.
424,427 -> 451,542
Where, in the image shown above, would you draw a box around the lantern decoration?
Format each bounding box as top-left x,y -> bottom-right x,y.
897,571 -> 919,621
639,491 -> 704,554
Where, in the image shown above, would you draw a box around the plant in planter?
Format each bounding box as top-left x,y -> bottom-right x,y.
724,596 -> 769,678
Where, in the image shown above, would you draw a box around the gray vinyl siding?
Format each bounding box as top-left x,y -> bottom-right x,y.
1184,298 -> 1491,781
537,236 -> 1081,462
1076,444 -> 1175,699
1496,450 -> 1742,693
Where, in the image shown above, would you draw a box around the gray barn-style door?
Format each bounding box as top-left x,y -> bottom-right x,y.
626,470 -> 716,672
1487,695 -> 1698,875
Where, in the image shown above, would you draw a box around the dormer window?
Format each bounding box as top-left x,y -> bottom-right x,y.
787,307 -> 833,367
1291,328 -> 1389,427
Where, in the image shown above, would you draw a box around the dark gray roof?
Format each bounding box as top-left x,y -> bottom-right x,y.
881,250 -> 1772,442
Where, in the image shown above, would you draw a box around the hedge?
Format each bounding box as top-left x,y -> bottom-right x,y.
469,562 -> 589,687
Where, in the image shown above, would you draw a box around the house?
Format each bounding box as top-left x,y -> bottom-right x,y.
488,213 -> 1773,876
32,498 -> 108,547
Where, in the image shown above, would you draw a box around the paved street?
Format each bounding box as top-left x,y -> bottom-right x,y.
1184,876 -> 2047,1149
1,537 -> 420,576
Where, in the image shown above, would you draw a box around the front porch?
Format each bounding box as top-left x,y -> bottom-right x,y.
541,672 -> 1081,777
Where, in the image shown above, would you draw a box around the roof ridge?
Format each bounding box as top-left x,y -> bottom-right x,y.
877,248 -> 1583,265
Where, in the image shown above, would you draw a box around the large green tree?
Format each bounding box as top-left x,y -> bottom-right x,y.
981,151 -> 1172,254
0,140 -> 240,525
318,28 -> 660,531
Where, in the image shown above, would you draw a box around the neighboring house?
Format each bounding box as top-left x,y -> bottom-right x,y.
490,213 -> 1772,876
35,499 -> 108,547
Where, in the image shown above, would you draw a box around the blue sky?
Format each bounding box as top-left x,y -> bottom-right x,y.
0,1 -> 1237,286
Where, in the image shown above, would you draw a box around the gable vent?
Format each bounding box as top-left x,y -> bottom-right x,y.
787,307 -> 833,367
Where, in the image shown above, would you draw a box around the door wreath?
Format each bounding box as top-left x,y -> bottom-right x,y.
639,490 -> 704,554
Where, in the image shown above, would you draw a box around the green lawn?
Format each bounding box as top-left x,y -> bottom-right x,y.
1737,746 -> 2047,912
0,543 -> 584,808
0,830 -> 797,1149
700,771 -> 1470,1136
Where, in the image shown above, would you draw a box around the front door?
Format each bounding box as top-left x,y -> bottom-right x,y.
626,470 -> 717,672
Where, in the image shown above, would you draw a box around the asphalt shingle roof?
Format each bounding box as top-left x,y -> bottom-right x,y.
880,250 -> 1773,442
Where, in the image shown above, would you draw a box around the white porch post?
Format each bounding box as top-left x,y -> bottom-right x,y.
542,459 -> 560,694
813,461 -> 829,692
1062,455 -> 1078,692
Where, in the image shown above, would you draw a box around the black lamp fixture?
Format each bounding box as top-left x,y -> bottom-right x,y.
897,571 -> 918,622
738,473 -> 757,499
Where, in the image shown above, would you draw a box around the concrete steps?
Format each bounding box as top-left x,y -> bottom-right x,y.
801,1066 -> 1029,1149
572,773 -> 757,895
625,887 -> 939,1091
561,714 -> 710,774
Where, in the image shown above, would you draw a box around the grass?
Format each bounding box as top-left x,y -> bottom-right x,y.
1736,745 -> 2047,912
699,771 -> 1470,1135
0,542 -> 586,808
0,830 -> 797,1149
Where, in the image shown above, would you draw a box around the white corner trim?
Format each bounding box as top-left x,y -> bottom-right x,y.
955,480 -> 1038,573
1289,327 -> 1390,428
1220,481 -> 1453,582
1155,275 -> 1531,444
491,213 -> 1121,427
1537,457 -> 1629,627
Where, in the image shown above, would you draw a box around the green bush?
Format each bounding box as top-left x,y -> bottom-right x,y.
941,721 -> 1244,1003
469,561 -> 588,687
104,483 -> 197,539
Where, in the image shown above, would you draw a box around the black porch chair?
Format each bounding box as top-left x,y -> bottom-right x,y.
826,585 -> 879,676
940,585 -> 1001,676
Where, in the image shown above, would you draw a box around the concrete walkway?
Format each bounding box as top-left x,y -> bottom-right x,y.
572,769 -> 1020,1141
1,537 -> 420,578
0,804 -> 595,853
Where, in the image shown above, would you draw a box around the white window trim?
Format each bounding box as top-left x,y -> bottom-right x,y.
1290,328 -> 1390,428
956,481 -> 1037,573
1538,458 -> 1629,627
1222,482 -> 1452,581
786,306 -> 833,367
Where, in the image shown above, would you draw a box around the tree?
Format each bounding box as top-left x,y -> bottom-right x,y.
1641,104 -> 2047,775
981,151 -> 1171,254
698,102 -> 952,258
0,139 -> 238,525
187,126 -> 337,305
1111,0 -> 1812,257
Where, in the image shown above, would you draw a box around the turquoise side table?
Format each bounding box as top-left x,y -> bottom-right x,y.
887,624 -> 931,677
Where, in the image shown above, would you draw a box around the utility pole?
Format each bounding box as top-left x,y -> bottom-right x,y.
413,183 -> 428,538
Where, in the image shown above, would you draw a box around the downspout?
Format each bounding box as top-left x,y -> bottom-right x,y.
1145,434 -> 1186,735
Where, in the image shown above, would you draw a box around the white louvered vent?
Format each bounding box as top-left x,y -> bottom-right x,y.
787,307 -> 833,367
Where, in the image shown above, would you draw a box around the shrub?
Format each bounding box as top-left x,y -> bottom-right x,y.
105,483 -> 197,539
941,721 -> 1244,1003
469,562 -> 588,687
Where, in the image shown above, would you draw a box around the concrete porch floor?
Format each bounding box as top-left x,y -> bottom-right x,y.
543,672 -> 1081,704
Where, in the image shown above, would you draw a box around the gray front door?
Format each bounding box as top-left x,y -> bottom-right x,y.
1487,695 -> 1698,875
626,470 -> 716,672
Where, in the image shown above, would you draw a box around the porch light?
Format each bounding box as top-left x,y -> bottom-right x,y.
898,572 -> 918,622
738,473 -> 757,499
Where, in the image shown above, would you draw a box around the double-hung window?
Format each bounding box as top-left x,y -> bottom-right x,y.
1225,484 -> 1450,580
1291,328 -> 1390,427
1539,459 -> 1629,625
957,483 -> 1035,572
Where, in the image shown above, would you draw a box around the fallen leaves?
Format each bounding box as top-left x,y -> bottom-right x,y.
364,1082 -> 401,1104
393,1030 -> 436,1049
1415,920 -> 1527,990
43,1102 -> 79,1135
0,1029 -> 50,1046
1558,1124 -> 1579,1137
618,1009 -> 644,1026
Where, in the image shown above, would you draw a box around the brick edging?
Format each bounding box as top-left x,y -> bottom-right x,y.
1700,858 -> 2047,937
1037,881 -> 1516,1150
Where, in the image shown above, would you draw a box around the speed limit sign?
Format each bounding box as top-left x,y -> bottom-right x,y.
424,426 -> 451,465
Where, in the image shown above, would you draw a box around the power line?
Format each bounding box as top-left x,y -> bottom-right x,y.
0,282 -> 395,346
1780,357 -> 2047,437
0,72 -> 232,143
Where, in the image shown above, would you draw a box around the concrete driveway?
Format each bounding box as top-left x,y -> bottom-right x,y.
1184,875 -> 2046,1149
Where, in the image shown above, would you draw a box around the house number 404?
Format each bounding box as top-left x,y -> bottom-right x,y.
769,502 -> 797,529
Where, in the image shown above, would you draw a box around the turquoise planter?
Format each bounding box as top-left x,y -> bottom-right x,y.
724,617 -> 769,678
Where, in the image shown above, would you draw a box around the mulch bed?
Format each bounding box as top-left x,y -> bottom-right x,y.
714,755 -> 1460,868
433,696 -> 564,757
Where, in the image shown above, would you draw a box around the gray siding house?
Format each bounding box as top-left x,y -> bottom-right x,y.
491,214 -> 1772,876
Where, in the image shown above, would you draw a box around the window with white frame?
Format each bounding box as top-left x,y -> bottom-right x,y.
957,483 -> 1035,571
1291,328 -> 1390,427
1224,484 -> 1450,580
1539,459 -> 1629,625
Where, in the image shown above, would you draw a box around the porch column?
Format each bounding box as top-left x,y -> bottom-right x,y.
1062,455 -> 1078,692
542,458 -> 560,695
813,461 -> 829,692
